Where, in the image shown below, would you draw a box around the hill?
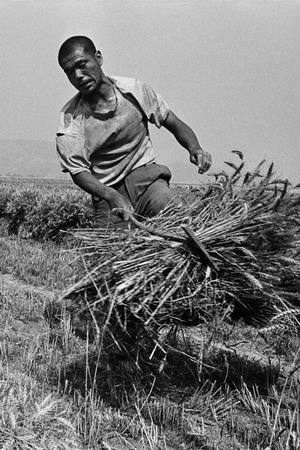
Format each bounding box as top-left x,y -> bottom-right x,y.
0,139 -> 210,183
0,139 -> 66,178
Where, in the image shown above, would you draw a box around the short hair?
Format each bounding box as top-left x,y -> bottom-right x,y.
58,36 -> 97,66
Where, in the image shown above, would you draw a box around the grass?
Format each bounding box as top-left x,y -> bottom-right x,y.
0,238 -> 76,291
0,240 -> 298,449
1,161 -> 300,448
0,179 -> 94,240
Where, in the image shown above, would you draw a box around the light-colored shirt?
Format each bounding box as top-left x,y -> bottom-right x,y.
56,76 -> 170,186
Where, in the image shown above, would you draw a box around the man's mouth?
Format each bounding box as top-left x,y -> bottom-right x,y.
79,80 -> 92,88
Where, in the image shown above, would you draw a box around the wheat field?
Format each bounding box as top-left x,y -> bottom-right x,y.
1,157 -> 300,449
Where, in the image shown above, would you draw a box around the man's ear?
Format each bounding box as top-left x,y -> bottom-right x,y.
95,50 -> 103,66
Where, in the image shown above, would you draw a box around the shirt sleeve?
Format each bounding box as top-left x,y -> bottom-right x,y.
56,102 -> 91,175
134,79 -> 170,128
56,133 -> 91,175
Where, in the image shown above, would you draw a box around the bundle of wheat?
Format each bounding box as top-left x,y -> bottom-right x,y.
61,156 -> 300,357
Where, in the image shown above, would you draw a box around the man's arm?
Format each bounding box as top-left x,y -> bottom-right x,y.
71,171 -> 133,221
163,110 -> 212,174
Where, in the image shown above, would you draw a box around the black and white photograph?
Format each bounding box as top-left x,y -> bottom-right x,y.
1,1 -> 300,449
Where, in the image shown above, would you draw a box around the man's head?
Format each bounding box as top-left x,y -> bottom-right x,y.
58,36 -> 97,67
58,36 -> 104,96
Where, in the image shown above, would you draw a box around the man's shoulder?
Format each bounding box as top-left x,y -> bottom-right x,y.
110,76 -> 142,93
60,92 -> 83,114
57,93 -> 85,133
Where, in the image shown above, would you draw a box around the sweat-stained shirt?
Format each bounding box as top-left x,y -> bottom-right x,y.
56,76 -> 170,186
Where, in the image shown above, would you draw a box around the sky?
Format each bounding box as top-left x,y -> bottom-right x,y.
1,0 -> 300,183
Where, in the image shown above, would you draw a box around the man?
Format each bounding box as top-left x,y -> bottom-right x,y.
56,36 -> 212,226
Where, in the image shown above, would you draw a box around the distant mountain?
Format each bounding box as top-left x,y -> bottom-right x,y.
168,161 -> 211,185
0,139 -> 66,178
0,139 -> 213,184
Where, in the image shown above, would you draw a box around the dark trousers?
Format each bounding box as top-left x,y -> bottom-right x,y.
93,163 -> 175,228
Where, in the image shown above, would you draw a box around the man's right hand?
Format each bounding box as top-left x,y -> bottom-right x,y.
71,172 -> 134,222
109,192 -> 134,221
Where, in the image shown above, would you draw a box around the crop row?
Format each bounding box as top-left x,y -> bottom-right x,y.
0,179 -> 95,240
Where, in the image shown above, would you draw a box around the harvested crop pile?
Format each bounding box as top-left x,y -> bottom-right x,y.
62,156 -> 300,362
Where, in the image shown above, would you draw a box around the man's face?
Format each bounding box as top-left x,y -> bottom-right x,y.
60,46 -> 103,96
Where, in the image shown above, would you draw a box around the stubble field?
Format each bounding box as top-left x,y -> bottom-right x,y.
1,163 -> 300,450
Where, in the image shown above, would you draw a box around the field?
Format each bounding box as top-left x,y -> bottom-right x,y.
1,164 -> 300,450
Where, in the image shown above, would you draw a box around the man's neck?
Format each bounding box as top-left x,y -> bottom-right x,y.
84,76 -> 113,110
85,77 -> 119,115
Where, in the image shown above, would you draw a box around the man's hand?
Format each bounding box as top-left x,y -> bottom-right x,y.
71,171 -> 134,221
163,111 -> 212,174
189,148 -> 212,174
109,192 -> 134,221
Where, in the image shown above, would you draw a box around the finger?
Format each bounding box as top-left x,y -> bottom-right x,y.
112,207 -> 126,215
201,153 -> 212,172
197,152 -> 204,165
111,207 -> 122,217
196,156 -> 203,172
198,161 -> 210,174
207,153 -> 212,168
206,157 -> 212,170
112,207 -> 132,221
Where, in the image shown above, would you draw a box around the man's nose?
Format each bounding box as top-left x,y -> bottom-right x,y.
74,69 -> 83,80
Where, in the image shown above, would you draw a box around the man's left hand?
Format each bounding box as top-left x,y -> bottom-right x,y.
190,148 -> 212,174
